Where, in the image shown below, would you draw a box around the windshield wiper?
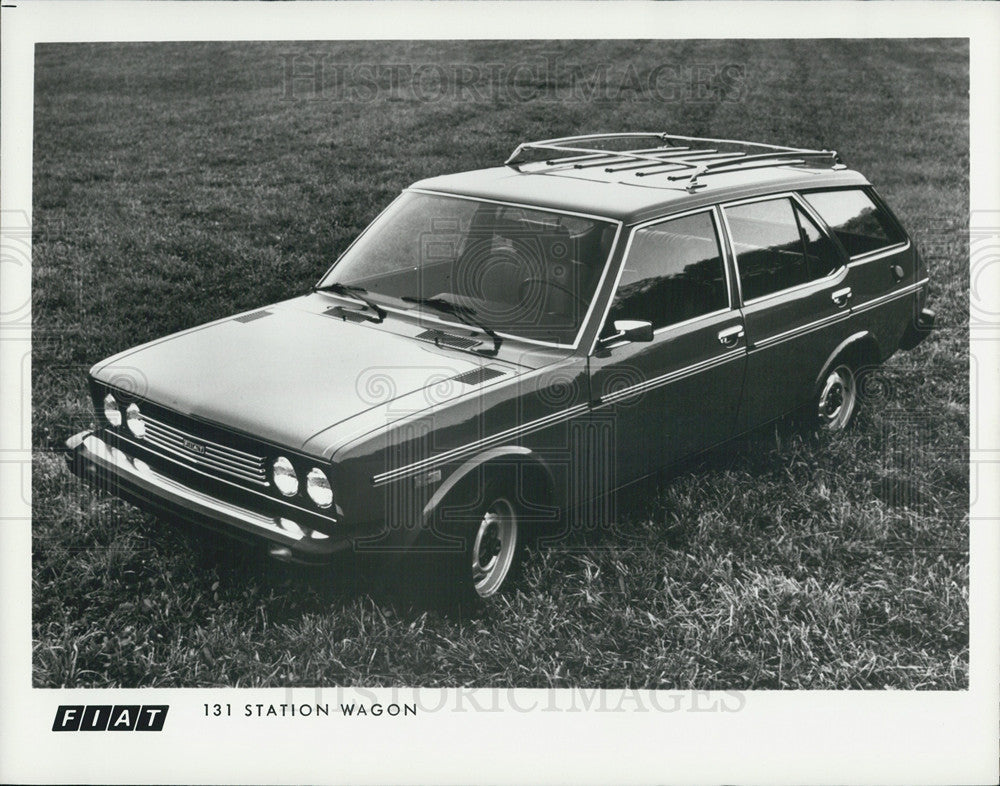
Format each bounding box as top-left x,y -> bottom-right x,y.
312,282 -> 386,323
401,296 -> 502,356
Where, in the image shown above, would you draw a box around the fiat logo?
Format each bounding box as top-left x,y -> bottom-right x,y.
182,438 -> 207,455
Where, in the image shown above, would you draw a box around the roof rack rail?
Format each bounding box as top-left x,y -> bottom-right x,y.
505,132 -> 842,192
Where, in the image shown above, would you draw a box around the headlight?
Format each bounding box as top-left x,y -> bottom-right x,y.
305,467 -> 333,508
125,403 -> 145,438
272,456 -> 299,497
103,393 -> 122,427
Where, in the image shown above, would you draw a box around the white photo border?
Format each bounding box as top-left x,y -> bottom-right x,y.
1,2 -> 997,784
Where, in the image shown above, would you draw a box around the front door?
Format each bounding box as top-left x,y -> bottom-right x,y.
588,207 -> 748,488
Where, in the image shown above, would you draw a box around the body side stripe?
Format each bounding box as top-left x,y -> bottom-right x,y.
597,348 -> 745,406
372,403 -> 588,485
750,279 -> 929,352
851,278 -> 929,314
371,279 -> 928,486
751,312 -> 850,351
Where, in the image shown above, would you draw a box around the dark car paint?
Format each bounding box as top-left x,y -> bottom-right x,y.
325,179 -> 928,545
69,162 -> 931,561
410,165 -> 873,225
92,297 -> 531,451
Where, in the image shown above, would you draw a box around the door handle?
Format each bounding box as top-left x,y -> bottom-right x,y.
831,287 -> 853,307
717,325 -> 745,347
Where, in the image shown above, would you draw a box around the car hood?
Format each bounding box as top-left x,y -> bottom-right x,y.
91,299 -> 523,453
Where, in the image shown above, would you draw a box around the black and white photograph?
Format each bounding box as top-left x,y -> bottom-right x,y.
2,2 -> 998,784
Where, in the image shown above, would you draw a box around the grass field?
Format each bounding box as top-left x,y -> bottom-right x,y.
32,40 -> 969,688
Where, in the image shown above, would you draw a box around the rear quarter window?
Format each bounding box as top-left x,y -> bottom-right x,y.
802,188 -> 907,258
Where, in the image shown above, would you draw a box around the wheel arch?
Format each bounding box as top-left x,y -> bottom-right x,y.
419,445 -> 559,534
815,330 -> 882,387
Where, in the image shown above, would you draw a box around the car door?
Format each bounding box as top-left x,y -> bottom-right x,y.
720,193 -> 851,431
588,207 -> 748,488
800,186 -> 918,344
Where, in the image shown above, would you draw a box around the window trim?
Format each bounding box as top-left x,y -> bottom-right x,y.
798,185 -> 911,263
845,240 -> 911,267
316,188 -> 624,351
792,196 -> 847,282
591,205 -> 735,351
719,191 -> 848,308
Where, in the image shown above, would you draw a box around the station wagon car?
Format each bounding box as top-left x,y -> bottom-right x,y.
66,133 -> 934,601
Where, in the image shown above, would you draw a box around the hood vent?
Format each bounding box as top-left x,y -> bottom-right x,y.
450,366 -> 507,386
233,309 -> 272,323
324,306 -> 370,323
417,329 -> 482,350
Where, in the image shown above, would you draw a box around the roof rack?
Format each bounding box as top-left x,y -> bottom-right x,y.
505,133 -> 843,192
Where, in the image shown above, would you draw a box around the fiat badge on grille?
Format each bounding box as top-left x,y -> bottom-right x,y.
182,438 -> 207,455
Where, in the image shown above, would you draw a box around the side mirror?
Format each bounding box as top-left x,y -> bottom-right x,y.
600,319 -> 654,347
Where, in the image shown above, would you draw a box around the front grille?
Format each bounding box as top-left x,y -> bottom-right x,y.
141,415 -> 269,487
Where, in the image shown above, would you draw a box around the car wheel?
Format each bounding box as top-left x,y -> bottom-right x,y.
430,475 -> 527,607
816,362 -> 858,431
468,493 -> 520,599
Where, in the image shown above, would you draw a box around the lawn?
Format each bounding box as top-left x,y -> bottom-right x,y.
32,39 -> 969,688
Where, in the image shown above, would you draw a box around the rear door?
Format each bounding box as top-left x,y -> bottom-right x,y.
588,207 -> 747,486
720,194 -> 851,431
799,186 -> 917,347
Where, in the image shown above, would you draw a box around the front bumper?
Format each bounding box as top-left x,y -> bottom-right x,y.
65,430 -> 347,563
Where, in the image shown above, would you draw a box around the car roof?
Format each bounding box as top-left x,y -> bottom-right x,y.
410,163 -> 872,225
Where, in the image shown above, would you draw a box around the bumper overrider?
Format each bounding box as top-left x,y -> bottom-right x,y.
899,306 -> 936,351
64,430 -> 349,563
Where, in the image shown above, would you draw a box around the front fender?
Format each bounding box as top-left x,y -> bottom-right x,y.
422,446 -> 539,521
379,445 -> 558,550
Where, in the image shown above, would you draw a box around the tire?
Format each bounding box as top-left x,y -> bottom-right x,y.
815,362 -> 858,431
434,476 -> 525,606
467,489 -> 522,599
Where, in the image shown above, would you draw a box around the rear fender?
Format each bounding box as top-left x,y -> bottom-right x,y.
815,331 -> 882,387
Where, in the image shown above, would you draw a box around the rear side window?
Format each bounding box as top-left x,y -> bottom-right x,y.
802,188 -> 907,257
797,205 -> 843,280
608,211 -> 728,331
725,197 -> 843,302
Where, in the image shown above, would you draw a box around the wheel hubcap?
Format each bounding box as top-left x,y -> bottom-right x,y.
471,498 -> 518,598
818,365 -> 856,430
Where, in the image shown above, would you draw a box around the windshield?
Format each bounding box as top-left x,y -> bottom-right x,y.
317,191 -> 618,345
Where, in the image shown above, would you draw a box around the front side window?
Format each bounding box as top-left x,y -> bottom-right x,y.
802,188 -> 907,257
319,191 -> 618,345
726,197 -> 843,302
606,211 -> 728,332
